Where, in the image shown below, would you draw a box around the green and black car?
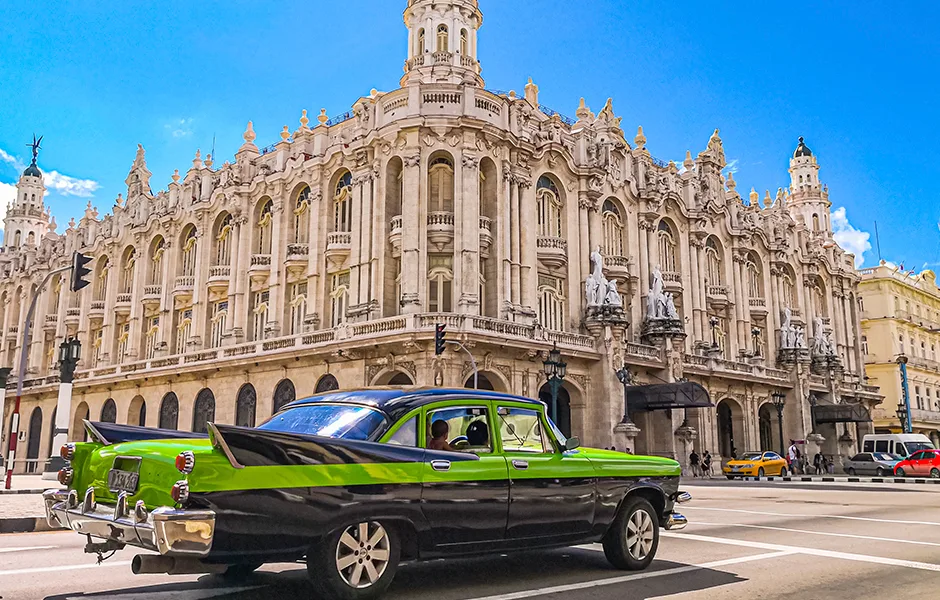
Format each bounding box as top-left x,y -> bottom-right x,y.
45,387 -> 689,600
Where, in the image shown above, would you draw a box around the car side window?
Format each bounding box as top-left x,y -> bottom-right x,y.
387,416 -> 418,447
909,451 -> 924,461
764,452 -> 780,461
497,407 -> 549,453
849,454 -> 862,461
427,406 -> 492,454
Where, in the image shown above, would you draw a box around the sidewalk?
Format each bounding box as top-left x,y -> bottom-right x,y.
0,474 -> 51,494
0,474 -> 61,534
738,474 -> 940,484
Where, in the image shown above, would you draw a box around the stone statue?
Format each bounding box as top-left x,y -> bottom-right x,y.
795,326 -> 806,349
584,246 -> 622,311
780,307 -> 795,348
646,267 -> 675,321
664,292 -> 679,319
605,279 -> 623,308
812,316 -> 833,356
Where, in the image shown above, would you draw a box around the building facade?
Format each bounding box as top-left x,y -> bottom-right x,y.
859,264 -> 940,446
0,0 -> 879,474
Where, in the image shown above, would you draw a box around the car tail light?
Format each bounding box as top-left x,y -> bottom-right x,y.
171,480 -> 190,504
175,451 -> 195,474
57,467 -> 73,486
60,443 -> 75,461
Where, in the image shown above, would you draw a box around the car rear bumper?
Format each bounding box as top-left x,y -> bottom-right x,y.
663,491 -> 691,530
44,489 -> 215,557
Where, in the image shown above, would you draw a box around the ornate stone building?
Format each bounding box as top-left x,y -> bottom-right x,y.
1,0 -> 879,474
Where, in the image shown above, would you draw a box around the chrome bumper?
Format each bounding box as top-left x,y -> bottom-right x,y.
43,489 -> 215,557
664,490 -> 691,530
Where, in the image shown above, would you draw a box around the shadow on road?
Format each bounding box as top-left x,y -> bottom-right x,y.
42,547 -> 748,600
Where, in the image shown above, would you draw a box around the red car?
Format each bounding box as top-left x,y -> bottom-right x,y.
894,449 -> 940,478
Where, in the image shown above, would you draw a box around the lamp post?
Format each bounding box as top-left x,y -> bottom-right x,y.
42,338 -> 81,478
0,368 -> 11,477
709,317 -> 719,348
771,390 -> 786,457
615,365 -> 634,426
542,343 -> 567,428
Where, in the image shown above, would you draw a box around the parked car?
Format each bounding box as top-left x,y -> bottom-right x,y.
722,451 -> 788,478
45,388 -> 690,600
841,452 -> 901,476
894,448 -> 940,478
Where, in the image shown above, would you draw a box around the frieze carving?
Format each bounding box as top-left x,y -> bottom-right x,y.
461,154 -> 480,169
402,153 -> 421,168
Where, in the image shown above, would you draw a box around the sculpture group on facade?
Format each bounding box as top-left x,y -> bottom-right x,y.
645,267 -> 679,322
779,307 -> 806,349
584,247 -> 624,314
812,316 -> 836,357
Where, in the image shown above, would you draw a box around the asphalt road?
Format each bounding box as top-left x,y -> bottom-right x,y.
2,480 -> 939,600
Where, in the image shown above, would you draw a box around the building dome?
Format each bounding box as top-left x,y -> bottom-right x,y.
22,162 -> 42,178
793,136 -> 813,158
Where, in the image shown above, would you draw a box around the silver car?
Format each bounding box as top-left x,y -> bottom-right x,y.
842,452 -> 901,476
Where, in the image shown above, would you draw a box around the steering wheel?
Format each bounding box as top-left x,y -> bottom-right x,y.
449,435 -> 469,449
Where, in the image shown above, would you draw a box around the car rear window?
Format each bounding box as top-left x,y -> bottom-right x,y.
259,404 -> 387,440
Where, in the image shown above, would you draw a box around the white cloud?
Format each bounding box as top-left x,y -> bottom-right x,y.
43,170 -> 100,197
724,158 -> 740,175
831,206 -> 872,268
166,118 -> 194,138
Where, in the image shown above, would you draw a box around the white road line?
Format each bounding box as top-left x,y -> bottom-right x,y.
683,505 -> 940,527
693,520 -> 940,548
0,545 -> 57,554
0,560 -> 131,576
460,550 -> 796,600
664,531 -> 940,572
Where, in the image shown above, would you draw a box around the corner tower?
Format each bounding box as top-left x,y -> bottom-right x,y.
786,137 -> 831,235
401,0 -> 484,87
4,135 -> 50,248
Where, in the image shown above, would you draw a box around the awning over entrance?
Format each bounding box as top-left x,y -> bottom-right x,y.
814,403 -> 871,424
627,382 -> 714,411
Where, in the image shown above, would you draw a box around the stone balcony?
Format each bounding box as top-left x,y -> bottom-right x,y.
662,270 -> 682,293
285,244 -> 309,271
88,300 -> 105,317
115,293 -> 133,313
64,308 -> 80,325
910,409 -> 940,424
389,215 -> 403,258
248,254 -> 272,282
5,326 -> 16,339
605,255 -> 631,281
427,211 -> 455,251
143,284 -> 162,304
208,265 -> 231,289
173,276 -> 195,294
479,216 -> 493,257
325,233 -> 351,268
683,352 -> 791,385
748,296 -> 768,315
43,314 -> 57,330
706,284 -> 730,307
536,236 -> 568,268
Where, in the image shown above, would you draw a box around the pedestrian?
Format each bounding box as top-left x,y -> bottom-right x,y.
788,440 -> 800,474
813,451 -> 823,475
689,450 -> 701,478
702,450 -> 712,479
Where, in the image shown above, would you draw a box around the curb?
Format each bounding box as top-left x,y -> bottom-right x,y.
0,517 -> 64,534
0,488 -> 47,495
740,475 -> 940,484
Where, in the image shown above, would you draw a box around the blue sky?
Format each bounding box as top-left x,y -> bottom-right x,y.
1,0 -> 938,269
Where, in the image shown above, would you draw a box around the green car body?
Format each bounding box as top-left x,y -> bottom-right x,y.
45,388 -> 689,599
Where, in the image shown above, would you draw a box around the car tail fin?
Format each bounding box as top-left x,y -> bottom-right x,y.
82,419 -> 208,446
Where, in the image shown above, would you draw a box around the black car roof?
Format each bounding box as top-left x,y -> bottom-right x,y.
284,387 -> 543,422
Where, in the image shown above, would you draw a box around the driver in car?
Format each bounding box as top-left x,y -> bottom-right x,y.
428,420 -> 458,451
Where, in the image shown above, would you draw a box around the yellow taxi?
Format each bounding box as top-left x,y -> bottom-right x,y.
722,451 -> 788,479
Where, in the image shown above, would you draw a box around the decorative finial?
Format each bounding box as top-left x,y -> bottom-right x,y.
635,126 -> 646,148
508,90 -> 516,99
68,217 -> 76,230
318,109 -> 329,125
299,109 -> 309,129
667,160 -> 677,172
28,134 -> 43,165
243,121 -> 256,143
726,171 -> 736,191
115,193 -> 124,207
750,187 -> 759,204
683,150 -> 694,170
764,190 -> 772,205
171,169 -> 180,183
370,88 -> 378,98
192,149 -> 203,169
280,126 -> 290,141
205,153 -> 213,168
576,97 -> 592,120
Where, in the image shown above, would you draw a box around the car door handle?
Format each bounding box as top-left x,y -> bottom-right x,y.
512,460 -> 529,470
430,460 -> 451,472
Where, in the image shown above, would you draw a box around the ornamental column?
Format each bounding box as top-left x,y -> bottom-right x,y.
498,164 -> 512,317
458,154 -> 481,314
126,244 -> 146,358
265,197 -> 286,337
688,239 -> 703,344
190,225 -> 212,348
519,177 -> 537,315
637,218 -> 652,321
400,152 -> 422,313
508,176 -> 521,308
306,187 -> 323,328
101,254 -> 119,363
229,215 -> 249,341
157,239 -> 176,353
696,241 -> 707,341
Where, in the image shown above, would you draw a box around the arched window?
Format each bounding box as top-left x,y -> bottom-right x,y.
214,213 -> 233,265
330,271 -> 350,327
120,247 -> 136,294
782,272 -> 795,309
26,232 -> 35,245
437,24 -> 449,52
192,388 -> 215,434
427,254 -> 453,312
273,379 -> 296,413
100,399 -> 117,423
93,256 -> 110,301
538,275 -> 566,331
812,213 -> 820,231
180,226 -> 197,278
746,254 -> 762,298
149,237 -> 165,285
289,282 -> 307,335
460,29 -> 468,54
602,199 -> 625,257
209,300 -> 228,348
334,172 -> 353,232
536,177 -> 562,238
250,289 -> 269,342
315,374 -> 339,393
236,384 -> 257,428
13,231 -> 21,246
256,199 -> 273,254
294,186 -> 311,244
428,157 -> 454,212
657,220 -> 677,273
705,238 -> 722,285
159,393 -> 179,430
417,28 -> 426,54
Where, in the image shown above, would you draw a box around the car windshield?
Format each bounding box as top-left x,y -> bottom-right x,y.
741,452 -> 762,461
904,442 -> 935,454
258,404 -> 387,440
873,453 -> 898,461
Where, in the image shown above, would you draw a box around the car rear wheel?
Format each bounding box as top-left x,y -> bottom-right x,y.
896,467 -> 906,477
779,467 -> 787,477
876,468 -> 886,477
931,468 -> 940,479
602,496 -> 659,571
308,520 -> 400,600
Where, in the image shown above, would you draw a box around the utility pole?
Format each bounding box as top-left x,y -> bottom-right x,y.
898,355 -> 913,434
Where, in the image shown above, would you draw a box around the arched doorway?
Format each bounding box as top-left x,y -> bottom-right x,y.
465,373 -> 495,390
100,399 -> 117,423
159,393 -> 179,430
72,402 -> 90,442
387,372 -> 413,385
192,389 -> 215,433
372,371 -> 413,386
47,407 -> 57,458
273,379 -> 296,413
716,399 -> 743,459
758,404 -> 774,452
26,407 -> 42,473
315,374 -> 339,394
538,383 -> 571,438
236,384 -> 257,428
128,396 -> 146,427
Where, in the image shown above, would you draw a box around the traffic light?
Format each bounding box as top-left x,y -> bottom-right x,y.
434,324 -> 447,356
70,252 -> 93,292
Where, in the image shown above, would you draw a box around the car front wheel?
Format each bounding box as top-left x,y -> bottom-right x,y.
896,467 -> 906,477
779,467 -> 787,477
931,468 -> 940,479
876,468 -> 886,477
308,520 -> 400,600
603,496 -> 660,571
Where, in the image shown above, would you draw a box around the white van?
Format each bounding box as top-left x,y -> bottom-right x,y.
862,433 -> 935,458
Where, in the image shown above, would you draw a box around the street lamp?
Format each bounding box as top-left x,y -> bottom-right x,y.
542,343 -> 567,428
709,317 -> 719,348
771,390 -> 786,457
615,365 -> 634,425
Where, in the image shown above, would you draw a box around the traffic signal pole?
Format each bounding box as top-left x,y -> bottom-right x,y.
434,323 -> 477,389
4,264 -> 70,489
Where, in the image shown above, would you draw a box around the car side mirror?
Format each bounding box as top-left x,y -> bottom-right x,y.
564,437 -> 581,451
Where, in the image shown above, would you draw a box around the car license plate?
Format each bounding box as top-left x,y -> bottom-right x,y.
107,469 -> 139,494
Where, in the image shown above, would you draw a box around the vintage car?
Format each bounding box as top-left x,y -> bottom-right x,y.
722,451 -> 788,478
45,388 -> 690,600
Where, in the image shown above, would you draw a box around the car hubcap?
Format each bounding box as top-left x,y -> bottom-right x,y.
335,522 -> 390,589
626,509 -> 654,561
